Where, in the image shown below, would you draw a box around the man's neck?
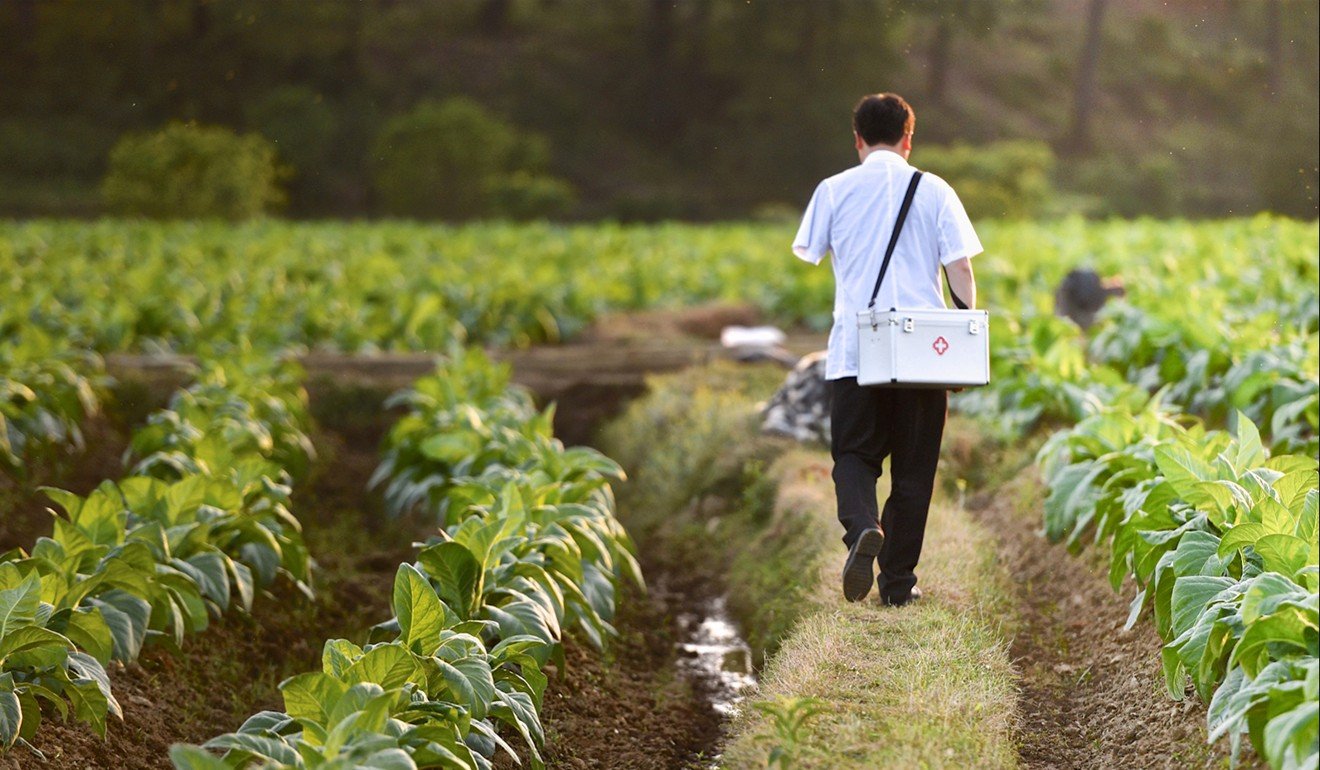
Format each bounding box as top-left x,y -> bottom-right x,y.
859,144 -> 906,163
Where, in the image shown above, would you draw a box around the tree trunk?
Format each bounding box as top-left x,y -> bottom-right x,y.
1065,0 -> 1107,154
191,0 -> 210,42
1264,0 -> 1281,100
645,0 -> 679,140
927,16 -> 954,104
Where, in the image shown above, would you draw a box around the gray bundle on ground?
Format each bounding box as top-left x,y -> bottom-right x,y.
760,351 -> 831,445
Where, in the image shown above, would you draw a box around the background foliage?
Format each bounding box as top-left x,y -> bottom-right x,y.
0,0 -> 1315,221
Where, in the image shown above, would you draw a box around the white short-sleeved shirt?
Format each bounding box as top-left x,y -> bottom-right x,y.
793,150 -> 982,380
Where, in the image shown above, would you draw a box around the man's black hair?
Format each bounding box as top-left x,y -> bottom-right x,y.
853,93 -> 915,147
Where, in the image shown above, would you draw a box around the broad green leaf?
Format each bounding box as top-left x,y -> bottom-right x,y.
343,643 -> 425,690
417,542 -> 481,619
1217,523 -> 1268,559
1239,573 -> 1311,624
1263,700 -> 1318,770
60,607 -> 115,666
1232,608 -> 1315,676
0,626 -> 71,669
1230,411 -> 1267,469
280,671 -> 348,724
1155,444 -> 1217,498
15,688 -> 41,742
432,657 -> 493,721
85,590 -> 151,662
491,685 -> 545,762
1271,470 -> 1318,511
1254,535 -> 1311,580
227,559 -> 255,613
182,552 -> 231,609
65,677 -> 111,738
322,639 -> 364,678
1294,489 -> 1318,543
357,748 -> 418,770
393,564 -> 448,652
1171,530 -> 1226,578
420,432 -> 480,465
0,571 -> 41,640
235,710 -> 295,734
203,732 -> 299,764
1169,576 -> 1236,638
0,690 -> 21,750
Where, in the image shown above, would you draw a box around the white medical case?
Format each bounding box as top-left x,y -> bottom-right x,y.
856,308 -> 990,389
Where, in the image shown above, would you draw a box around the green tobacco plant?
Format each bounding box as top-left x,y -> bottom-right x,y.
176,350 -> 641,769
0,330 -> 104,480
1040,410 -> 1318,769
177,560 -> 550,769
0,566 -> 120,757
1,353 -> 317,756
4,218 -> 1309,359
129,355 -> 315,481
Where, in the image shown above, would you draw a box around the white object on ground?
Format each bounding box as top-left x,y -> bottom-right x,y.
720,325 -> 787,349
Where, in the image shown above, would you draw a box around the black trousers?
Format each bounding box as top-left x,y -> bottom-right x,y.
829,378 -> 947,602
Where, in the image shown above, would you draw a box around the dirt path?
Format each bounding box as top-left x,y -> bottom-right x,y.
967,473 -> 1261,770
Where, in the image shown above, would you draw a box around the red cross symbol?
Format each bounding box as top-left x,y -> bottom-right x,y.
932,336 -> 949,356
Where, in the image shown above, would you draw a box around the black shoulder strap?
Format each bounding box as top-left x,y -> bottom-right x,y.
867,170 -> 923,309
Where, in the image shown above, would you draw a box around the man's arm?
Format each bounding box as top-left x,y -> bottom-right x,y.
944,257 -> 977,310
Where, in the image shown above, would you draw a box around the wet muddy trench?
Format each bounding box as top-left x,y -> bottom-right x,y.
551,383 -> 760,768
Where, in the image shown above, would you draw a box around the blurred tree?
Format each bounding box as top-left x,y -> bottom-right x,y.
102,122 -> 284,219
371,97 -> 573,220
0,0 -> 1315,219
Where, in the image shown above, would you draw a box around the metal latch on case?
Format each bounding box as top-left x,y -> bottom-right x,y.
902,318 -> 915,333
968,319 -> 981,335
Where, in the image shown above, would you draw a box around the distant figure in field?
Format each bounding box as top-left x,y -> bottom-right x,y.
1054,269 -> 1125,330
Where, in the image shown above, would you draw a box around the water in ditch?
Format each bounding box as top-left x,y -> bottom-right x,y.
675,594 -> 759,718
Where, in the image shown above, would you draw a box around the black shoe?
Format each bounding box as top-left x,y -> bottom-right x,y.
881,586 -> 922,607
842,528 -> 884,602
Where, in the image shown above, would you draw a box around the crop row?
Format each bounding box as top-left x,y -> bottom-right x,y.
4,218 -> 1313,478
0,354 -> 315,756
951,219 -> 1318,766
3,218 -> 1313,356
957,302 -> 1318,453
1038,405 -> 1317,770
5,218 -> 1312,483
171,349 -> 641,770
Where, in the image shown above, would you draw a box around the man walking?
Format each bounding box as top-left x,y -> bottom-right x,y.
792,93 -> 981,606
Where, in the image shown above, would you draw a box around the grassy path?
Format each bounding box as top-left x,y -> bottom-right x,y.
718,450 -> 1019,769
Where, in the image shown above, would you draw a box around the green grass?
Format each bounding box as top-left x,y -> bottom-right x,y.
718,451 -> 1018,770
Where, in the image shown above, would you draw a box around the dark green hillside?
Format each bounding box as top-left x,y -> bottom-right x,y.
0,0 -> 1314,219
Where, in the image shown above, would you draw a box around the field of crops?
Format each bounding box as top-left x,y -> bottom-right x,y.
2,216 -> 1317,769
